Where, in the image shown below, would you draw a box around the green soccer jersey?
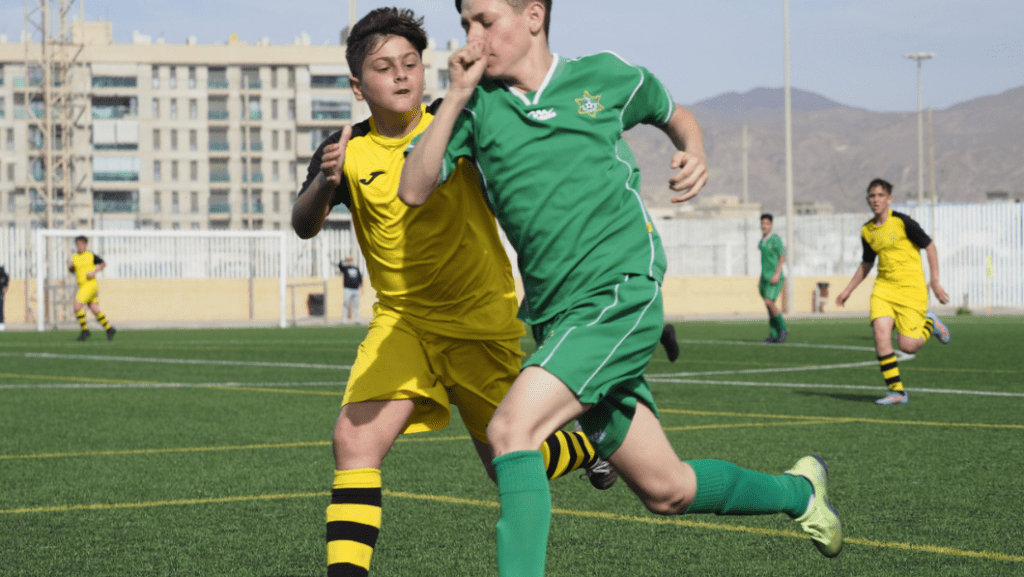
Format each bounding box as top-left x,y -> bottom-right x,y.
759,233 -> 785,281
429,52 -> 673,324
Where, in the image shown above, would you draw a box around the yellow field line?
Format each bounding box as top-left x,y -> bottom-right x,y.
661,408 -> 1024,430
0,372 -> 158,385
1,489 -> 1019,563
0,435 -> 473,461
663,420 -> 832,432
206,385 -> 343,397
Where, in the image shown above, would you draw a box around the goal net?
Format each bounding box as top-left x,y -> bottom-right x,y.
35,230 -> 289,331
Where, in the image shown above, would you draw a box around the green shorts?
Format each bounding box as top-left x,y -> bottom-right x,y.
759,277 -> 783,301
524,274 -> 662,459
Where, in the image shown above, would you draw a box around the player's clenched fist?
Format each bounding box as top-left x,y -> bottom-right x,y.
320,125 -> 352,186
448,41 -> 487,96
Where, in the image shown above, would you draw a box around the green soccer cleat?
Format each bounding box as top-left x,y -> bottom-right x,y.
786,455 -> 843,558
926,311 -> 950,344
875,390 -> 908,405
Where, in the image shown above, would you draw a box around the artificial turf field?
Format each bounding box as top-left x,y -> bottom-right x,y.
1,315 -> 1022,576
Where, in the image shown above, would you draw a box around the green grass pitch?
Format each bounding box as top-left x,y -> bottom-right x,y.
1,315 -> 1022,576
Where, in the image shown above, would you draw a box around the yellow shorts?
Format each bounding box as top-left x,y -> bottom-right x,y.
75,282 -> 99,305
870,294 -> 926,340
342,303 -> 523,442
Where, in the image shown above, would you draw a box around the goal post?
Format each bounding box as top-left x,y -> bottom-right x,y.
35,229 -> 288,331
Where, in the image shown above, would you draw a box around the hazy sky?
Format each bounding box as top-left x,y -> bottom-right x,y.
1,0 -> 1021,112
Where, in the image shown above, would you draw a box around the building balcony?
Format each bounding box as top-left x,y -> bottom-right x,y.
311,111 -> 350,121
209,141 -> 230,152
249,111 -> 262,121
209,171 -> 231,183
242,80 -> 261,89
93,172 -> 140,182
208,81 -> 229,90
209,202 -> 231,214
244,173 -> 264,183
208,110 -> 230,121
243,202 -> 264,214
93,199 -> 139,213
243,141 -> 263,152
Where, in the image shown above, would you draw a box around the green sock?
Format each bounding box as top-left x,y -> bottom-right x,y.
768,316 -> 779,338
684,459 -> 811,518
775,315 -> 788,332
494,451 -> 550,577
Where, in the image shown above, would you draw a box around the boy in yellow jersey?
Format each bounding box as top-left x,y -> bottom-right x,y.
290,9 -> 613,577
67,236 -> 115,341
836,178 -> 951,405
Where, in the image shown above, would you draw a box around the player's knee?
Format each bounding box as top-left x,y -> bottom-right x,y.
638,484 -> 691,516
485,408 -> 533,455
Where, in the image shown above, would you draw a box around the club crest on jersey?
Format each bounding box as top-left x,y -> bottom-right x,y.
575,91 -> 605,118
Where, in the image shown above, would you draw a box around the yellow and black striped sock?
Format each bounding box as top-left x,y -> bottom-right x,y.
540,429 -> 598,480
76,310 -> 88,331
921,316 -> 934,342
327,468 -> 382,577
879,353 -> 903,392
95,312 -> 111,330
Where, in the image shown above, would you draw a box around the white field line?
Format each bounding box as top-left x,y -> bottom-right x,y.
0,352 -> 350,371
0,381 -> 347,391
647,377 -> 1024,398
678,339 -> 879,352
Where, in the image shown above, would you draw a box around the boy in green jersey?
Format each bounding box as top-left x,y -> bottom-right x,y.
758,213 -> 788,343
399,1 -> 843,573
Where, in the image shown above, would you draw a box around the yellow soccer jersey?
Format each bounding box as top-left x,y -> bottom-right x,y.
299,102 -> 523,340
71,251 -> 103,287
861,209 -> 932,303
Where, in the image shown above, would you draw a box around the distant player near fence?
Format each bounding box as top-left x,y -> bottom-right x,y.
68,236 -> 116,342
758,213 -> 788,343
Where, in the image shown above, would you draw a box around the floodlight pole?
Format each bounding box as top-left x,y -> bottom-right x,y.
783,0 -> 794,312
906,52 -> 934,207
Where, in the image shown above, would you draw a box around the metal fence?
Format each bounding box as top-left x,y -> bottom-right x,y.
2,202 -> 1021,309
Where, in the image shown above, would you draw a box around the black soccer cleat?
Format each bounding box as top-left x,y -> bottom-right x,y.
77,330 -> 90,341
775,330 -> 788,344
106,327 -> 117,341
660,324 -> 680,362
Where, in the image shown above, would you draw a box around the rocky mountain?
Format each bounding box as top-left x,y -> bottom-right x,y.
624,86 -> 1024,214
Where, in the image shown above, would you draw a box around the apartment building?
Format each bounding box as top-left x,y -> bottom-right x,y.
0,21 -> 456,231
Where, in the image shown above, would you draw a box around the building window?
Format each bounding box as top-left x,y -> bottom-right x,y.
191,222 -> 200,230
248,98 -> 261,120
171,161 -> 179,182
170,129 -> 178,151
154,160 -> 161,181
172,222 -> 180,230
190,160 -> 198,181
188,66 -> 196,89
169,66 -> 177,89
6,129 -> 13,149
271,130 -> 278,151
273,191 -> 280,213
438,69 -> 450,89
153,129 -> 160,151
190,191 -> 199,214
170,98 -> 178,119
153,191 -> 162,213
152,98 -> 159,119
270,66 -> 278,89
272,161 -> 279,181
189,129 -> 197,151
311,99 -> 351,120
271,99 -> 278,120
311,75 -> 350,89
288,99 -> 295,120
189,99 -> 197,120
152,65 -> 159,88
284,130 -> 291,151
172,191 -> 179,214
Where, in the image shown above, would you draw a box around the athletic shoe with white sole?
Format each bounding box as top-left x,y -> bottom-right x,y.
926,311 -> 950,344
875,390 -> 908,405
785,455 -> 843,558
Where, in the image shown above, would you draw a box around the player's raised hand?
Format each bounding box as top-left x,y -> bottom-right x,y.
320,125 -> 352,186
448,41 -> 487,97
668,150 -> 708,203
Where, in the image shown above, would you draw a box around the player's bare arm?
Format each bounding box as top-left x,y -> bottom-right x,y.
398,42 -> 486,207
292,126 -> 351,239
771,254 -> 786,285
836,261 -> 871,307
659,105 -> 708,203
925,242 -> 949,304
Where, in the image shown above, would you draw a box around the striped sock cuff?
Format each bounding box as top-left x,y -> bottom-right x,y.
878,353 -> 903,392
327,469 -> 382,577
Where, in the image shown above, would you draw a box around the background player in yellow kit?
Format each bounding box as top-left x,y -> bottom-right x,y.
291,9 -> 613,576
68,236 -> 115,342
836,178 -> 951,405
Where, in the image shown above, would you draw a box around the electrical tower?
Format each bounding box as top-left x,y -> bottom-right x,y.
24,0 -> 85,229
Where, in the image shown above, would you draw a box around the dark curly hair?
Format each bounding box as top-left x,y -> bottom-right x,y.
345,8 -> 428,78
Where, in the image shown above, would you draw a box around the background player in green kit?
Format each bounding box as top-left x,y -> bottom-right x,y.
758,213 -> 788,343
399,1 -> 843,573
